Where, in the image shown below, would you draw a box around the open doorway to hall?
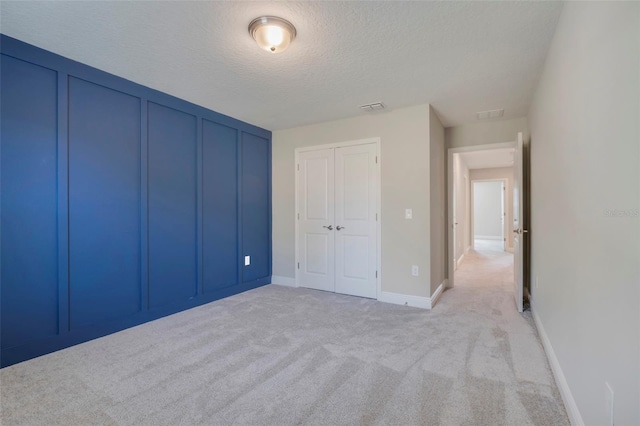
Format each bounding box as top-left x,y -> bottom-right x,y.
449,145 -> 517,295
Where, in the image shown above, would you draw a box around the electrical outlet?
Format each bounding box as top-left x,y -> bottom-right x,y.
411,265 -> 419,276
244,255 -> 251,266
605,382 -> 614,426
405,209 -> 413,219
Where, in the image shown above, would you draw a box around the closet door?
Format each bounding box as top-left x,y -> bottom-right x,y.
334,143 -> 377,298
297,149 -> 335,292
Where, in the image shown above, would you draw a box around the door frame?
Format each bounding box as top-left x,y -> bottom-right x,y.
447,141 -> 515,288
294,137 -> 381,298
470,178 -> 508,251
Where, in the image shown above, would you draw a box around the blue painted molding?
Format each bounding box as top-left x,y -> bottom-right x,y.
0,34 -> 272,367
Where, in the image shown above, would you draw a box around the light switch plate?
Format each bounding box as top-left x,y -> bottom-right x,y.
405,209 -> 413,219
244,255 -> 250,266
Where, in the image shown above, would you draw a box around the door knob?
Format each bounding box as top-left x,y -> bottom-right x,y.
323,225 -> 333,230
336,226 -> 345,231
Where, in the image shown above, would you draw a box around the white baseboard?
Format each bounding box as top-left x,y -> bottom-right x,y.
531,301 -> 584,426
475,235 -> 502,241
456,254 -> 465,268
378,291 -> 430,309
465,245 -> 471,254
270,275 -> 297,287
429,280 -> 446,308
378,282 -> 447,310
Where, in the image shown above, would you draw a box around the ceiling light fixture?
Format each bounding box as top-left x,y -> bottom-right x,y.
248,16 -> 296,54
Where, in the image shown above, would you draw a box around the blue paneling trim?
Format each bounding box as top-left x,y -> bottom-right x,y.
1,277 -> 270,367
237,129 -> 244,286
0,34 -> 271,368
196,118 -> 204,296
57,72 -> 70,334
0,35 -> 271,140
140,99 -> 150,311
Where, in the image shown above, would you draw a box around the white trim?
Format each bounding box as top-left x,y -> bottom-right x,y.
294,138 -> 382,299
295,137 -> 379,153
475,235 -> 503,241
377,280 -> 446,310
531,301 -> 584,426
270,275 -> 297,287
429,281 -> 446,308
378,291 -> 430,310
456,253 -> 465,268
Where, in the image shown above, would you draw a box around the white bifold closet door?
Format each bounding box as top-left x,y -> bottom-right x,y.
297,143 -> 377,299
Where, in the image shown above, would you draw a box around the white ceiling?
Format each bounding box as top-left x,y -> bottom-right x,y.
459,148 -> 515,170
0,1 -> 563,131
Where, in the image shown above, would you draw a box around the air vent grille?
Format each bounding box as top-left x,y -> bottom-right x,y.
360,102 -> 385,111
476,108 -> 504,120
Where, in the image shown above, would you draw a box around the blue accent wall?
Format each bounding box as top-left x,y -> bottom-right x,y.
0,35 -> 272,367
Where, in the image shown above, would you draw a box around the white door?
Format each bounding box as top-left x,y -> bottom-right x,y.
334,144 -> 378,298
513,132 -> 525,312
297,148 -> 335,292
297,143 -> 378,299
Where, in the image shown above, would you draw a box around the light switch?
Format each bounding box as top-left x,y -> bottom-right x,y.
405,209 -> 413,219
244,255 -> 251,266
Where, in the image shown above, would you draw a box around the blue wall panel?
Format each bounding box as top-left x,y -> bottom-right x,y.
148,102 -> 198,307
68,77 -> 142,328
0,55 -> 59,348
202,120 -> 238,292
0,35 -> 271,367
242,133 -> 271,282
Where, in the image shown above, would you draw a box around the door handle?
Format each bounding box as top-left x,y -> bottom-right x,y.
336,226 -> 345,231
323,225 -> 333,230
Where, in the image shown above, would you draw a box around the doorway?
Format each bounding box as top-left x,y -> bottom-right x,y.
472,179 -> 507,252
295,139 -> 380,299
447,138 -> 524,312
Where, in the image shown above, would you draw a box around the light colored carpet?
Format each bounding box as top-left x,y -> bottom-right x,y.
1,256 -> 568,425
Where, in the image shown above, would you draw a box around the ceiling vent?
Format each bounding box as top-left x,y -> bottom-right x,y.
476,108 -> 504,120
360,102 -> 385,112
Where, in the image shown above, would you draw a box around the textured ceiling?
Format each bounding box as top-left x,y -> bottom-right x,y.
0,1 -> 563,130
459,148 -> 515,170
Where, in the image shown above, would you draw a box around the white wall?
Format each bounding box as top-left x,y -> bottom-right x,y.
472,181 -> 503,239
272,104 -> 435,299
429,106 -> 447,294
528,2 -> 639,425
470,167 -> 514,250
445,117 -> 529,149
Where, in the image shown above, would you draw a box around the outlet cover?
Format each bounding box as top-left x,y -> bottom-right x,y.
405,209 -> 413,219
411,265 -> 419,276
244,255 -> 251,266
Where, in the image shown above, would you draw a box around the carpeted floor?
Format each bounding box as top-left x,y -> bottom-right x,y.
1,252 -> 568,425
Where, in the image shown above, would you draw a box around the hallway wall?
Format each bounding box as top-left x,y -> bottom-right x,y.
528,2 -> 639,424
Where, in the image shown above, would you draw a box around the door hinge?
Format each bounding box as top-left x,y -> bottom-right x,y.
376,213 -> 378,221
375,271 -> 378,278
375,156 -> 378,164
297,262 -> 300,269
297,213 -> 300,220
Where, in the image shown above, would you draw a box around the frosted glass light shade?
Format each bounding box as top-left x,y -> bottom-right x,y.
249,16 -> 296,53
